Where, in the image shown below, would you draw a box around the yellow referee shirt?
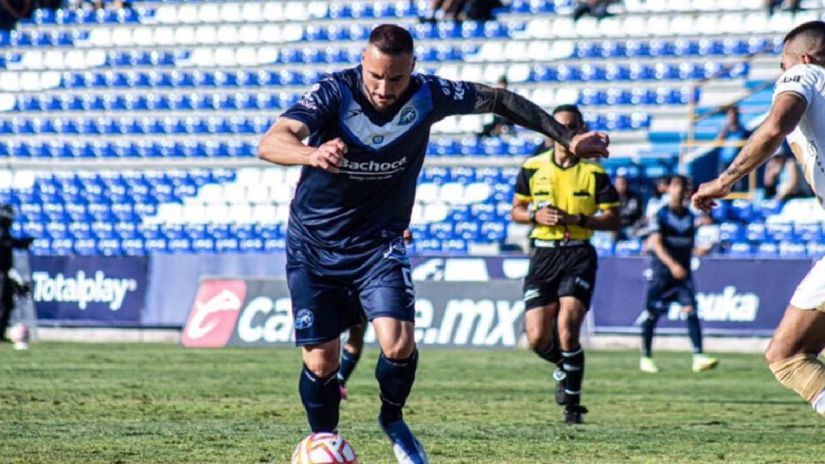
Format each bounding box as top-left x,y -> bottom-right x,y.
515,149 -> 619,241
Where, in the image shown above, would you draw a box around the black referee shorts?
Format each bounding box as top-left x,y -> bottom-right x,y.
523,244 -> 597,310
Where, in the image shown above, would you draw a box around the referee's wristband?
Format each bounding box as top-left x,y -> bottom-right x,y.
576,214 -> 587,228
528,209 -> 537,224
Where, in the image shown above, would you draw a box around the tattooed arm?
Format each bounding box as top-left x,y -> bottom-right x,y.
692,92 -> 806,212
472,83 -> 609,158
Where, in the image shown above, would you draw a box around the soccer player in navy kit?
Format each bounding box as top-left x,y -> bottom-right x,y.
258,25 -> 609,462
640,175 -> 718,374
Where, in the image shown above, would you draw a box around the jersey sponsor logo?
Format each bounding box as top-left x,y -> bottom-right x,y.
781,75 -> 802,84
181,280 -> 247,348
32,270 -> 138,311
339,156 -> 408,177
398,107 -> 417,125
294,308 -> 315,330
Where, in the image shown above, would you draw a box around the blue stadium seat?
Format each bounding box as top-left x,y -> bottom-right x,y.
728,241 -> 753,257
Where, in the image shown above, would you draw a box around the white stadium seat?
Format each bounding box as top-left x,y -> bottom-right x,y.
416,183 -> 439,204
196,26 -> 217,44
423,203 -> 449,223
112,27 -> 137,47
246,184 -> 270,204
236,47 -> 258,66
221,3 -> 242,22
228,203 -> 254,224
261,168 -> 285,186
284,2 -> 309,21
269,183 -> 295,204
174,26 -> 197,45
223,184 -> 247,204
217,25 -> 240,45
236,168 -> 261,186
241,3 -> 263,22
253,204 -> 279,224
195,3 -> 218,23
198,184 -> 224,204
439,183 -> 465,204
153,27 -> 175,46
182,203 -> 208,223
262,2 -> 284,21
239,25 -> 260,44
154,4 -> 178,24
275,204 -> 291,223
207,204 -> 230,224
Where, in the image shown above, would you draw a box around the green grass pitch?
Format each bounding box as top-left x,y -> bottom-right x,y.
1,342 -> 824,463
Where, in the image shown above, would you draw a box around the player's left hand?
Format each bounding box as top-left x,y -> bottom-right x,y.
544,206 -> 574,226
692,179 -> 730,214
570,131 -> 610,159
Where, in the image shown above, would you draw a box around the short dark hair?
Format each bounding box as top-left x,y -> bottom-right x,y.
670,174 -> 689,188
552,104 -> 584,126
784,20 -> 825,44
368,24 -> 414,56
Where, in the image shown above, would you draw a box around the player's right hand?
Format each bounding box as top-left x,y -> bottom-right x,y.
669,264 -> 688,281
570,131 -> 610,159
692,179 -> 730,214
308,138 -> 347,173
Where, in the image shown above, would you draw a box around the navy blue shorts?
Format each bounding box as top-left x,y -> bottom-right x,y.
645,274 -> 697,313
287,239 -> 415,346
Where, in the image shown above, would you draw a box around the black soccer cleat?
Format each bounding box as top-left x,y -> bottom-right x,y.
563,405 -> 588,425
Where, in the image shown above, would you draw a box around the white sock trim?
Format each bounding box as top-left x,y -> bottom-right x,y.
812,389 -> 825,414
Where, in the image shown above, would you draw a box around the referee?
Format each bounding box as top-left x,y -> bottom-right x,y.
511,104 -> 619,424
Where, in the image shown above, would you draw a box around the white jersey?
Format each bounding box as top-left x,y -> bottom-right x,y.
773,63 -> 825,206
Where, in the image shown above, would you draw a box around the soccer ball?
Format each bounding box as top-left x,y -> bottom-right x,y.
8,323 -> 30,350
291,432 -> 358,464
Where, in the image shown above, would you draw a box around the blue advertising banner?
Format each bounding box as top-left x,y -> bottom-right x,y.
591,257 -> 812,336
29,256 -> 148,326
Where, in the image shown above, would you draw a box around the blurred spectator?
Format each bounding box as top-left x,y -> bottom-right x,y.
463,0 -> 502,21
0,0 -> 33,29
764,152 -> 812,201
766,0 -> 801,15
614,169 -> 644,240
420,0 -> 466,22
645,175 -> 671,219
573,0 -> 618,21
478,76 -> 515,139
0,205 -> 33,343
715,106 -> 752,190
65,0 -> 127,10
421,0 -> 500,22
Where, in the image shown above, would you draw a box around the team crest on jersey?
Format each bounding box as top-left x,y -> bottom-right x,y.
399,107 -> 417,125
372,135 -> 384,145
294,309 -> 315,330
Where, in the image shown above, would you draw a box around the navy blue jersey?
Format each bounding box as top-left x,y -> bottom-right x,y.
281,66 -> 477,271
649,205 -> 694,275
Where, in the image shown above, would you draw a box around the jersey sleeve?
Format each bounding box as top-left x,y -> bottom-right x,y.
594,171 -> 620,209
514,165 -> 533,202
648,209 -> 664,235
773,64 -> 818,107
280,77 -> 341,133
427,76 -> 479,121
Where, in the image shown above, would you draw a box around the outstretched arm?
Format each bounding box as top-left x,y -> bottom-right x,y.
692,93 -> 806,212
472,84 -> 609,158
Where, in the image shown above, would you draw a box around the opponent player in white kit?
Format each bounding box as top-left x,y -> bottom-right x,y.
694,21 -> 825,417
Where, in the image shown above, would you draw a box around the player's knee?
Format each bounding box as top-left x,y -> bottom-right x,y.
764,342 -> 795,366
304,356 -> 339,378
768,353 -> 825,402
525,326 -> 550,353
381,338 -> 415,359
